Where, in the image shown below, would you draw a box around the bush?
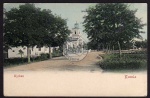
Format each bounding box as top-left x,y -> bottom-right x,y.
129,50 -> 147,54
4,58 -> 28,67
100,59 -> 146,70
4,53 -> 50,67
99,51 -> 147,71
52,50 -> 63,57
39,53 -> 49,60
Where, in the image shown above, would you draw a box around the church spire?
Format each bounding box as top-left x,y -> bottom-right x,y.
74,21 -> 79,29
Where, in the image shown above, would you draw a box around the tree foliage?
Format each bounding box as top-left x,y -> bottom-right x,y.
4,3 -> 70,61
135,39 -> 147,48
83,3 -> 146,51
4,3 -> 54,47
45,15 -> 71,47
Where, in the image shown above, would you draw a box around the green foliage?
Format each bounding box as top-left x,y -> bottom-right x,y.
4,3 -> 53,47
4,3 -> 56,62
83,3 -> 146,50
131,50 -> 147,54
99,51 -> 147,71
135,39 -> 147,48
4,3 -> 70,62
4,58 -> 28,67
38,53 -> 49,60
87,41 -> 97,50
4,53 -> 50,67
46,16 -> 71,47
52,49 -> 63,57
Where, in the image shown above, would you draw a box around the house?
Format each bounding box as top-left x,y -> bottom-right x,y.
130,38 -> 144,50
6,46 -> 55,58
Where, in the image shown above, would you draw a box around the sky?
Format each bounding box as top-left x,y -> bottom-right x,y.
4,3 -> 147,42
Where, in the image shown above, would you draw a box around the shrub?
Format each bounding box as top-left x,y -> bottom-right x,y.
52,50 -> 63,57
4,53 -> 50,67
100,59 -> 145,70
4,58 -> 28,66
128,50 -> 147,54
99,51 -> 147,71
39,53 -> 49,60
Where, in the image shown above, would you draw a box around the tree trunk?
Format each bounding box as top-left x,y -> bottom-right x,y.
108,43 -> 111,53
21,54 -> 23,62
113,45 -> 114,54
117,41 -> 122,57
59,45 -> 63,56
49,45 -> 52,59
106,45 -> 108,53
27,46 -> 31,63
107,44 -> 109,53
102,44 -> 104,51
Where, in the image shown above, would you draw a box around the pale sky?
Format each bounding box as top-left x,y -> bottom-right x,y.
4,3 -> 147,42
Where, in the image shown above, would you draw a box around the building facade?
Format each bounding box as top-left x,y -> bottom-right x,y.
63,22 -> 84,54
7,46 -> 54,58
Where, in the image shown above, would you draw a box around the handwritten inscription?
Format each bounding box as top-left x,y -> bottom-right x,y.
125,75 -> 136,79
14,74 -> 24,78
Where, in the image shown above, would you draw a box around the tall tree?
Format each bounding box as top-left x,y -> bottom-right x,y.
83,3 -> 146,56
4,3 -> 56,62
43,15 -> 71,58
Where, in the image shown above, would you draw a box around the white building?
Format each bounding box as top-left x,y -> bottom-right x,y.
69,22 -> 84,47
6,46 -> 56,58
63,22 -> 84,54
130,38 -> 144,50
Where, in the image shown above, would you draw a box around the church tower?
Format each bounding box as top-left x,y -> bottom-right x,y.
72,22 -> 80,36
65,22 -> 84,50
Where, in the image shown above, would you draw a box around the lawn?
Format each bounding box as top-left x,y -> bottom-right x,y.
99,50 -> 147,71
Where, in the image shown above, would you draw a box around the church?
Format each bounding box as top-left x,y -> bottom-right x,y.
64,22 -> 84,54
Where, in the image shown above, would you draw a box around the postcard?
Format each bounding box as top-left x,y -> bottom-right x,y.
3,3 -> 147,97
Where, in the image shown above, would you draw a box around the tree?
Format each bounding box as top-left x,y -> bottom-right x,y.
42,15 -> 71,58
3,8 -> 10,59
4,3 -> 56,62
83,3 -> 146,56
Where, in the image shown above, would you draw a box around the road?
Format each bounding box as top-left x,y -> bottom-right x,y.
4,51 -> 104,71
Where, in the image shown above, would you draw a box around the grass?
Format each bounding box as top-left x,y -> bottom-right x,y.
99,50 -> 147,71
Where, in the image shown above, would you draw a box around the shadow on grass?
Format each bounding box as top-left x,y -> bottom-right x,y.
101,68 -> 147,73
97,51 -> 147,73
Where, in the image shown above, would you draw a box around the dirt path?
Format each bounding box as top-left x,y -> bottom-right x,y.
4,51 -> 105,71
